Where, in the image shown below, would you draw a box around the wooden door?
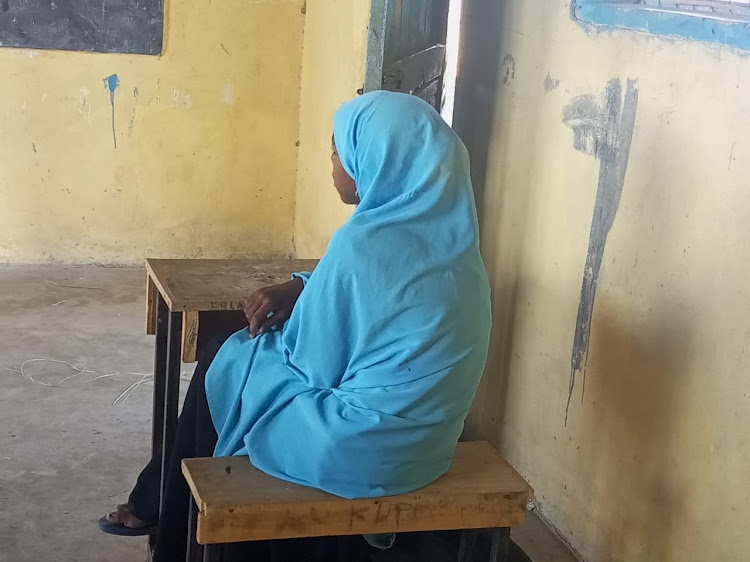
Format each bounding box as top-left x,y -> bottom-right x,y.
364,0 -> 450,111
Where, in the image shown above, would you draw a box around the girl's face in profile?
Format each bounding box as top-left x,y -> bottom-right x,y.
331,135 -> 359,205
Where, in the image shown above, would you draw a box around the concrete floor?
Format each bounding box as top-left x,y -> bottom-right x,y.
0,266 -> 577,562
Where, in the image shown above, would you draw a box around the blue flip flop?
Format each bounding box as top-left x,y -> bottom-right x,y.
98,515 -> 157,537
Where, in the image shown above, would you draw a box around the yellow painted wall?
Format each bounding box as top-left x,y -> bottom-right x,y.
293,0 -> 370,258
0,0 -> 305,264
455,2 -> 750,561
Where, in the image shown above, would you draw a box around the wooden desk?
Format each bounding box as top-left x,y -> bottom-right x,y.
145,259 -> 319,362
144,258 -> 318,535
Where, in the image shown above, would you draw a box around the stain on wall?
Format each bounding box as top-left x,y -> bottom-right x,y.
563,78 -> 639,423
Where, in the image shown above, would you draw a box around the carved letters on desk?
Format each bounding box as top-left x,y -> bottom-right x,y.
210,301 -> 244,311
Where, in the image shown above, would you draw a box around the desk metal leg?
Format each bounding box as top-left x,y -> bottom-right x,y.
151,294 -> 168,457
160,310 -> 183,514
150,295 -> 169,553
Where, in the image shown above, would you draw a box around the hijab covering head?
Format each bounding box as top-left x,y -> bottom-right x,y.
206,91 -> 491,498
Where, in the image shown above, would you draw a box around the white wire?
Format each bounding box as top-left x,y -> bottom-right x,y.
5,358 -> 194,406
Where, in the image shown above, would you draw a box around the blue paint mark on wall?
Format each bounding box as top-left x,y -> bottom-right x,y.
104,73 -> 119,148
106,73 -> 119,93
573,1 -> 750,52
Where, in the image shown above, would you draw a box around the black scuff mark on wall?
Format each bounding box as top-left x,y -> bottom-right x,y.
544,73 -> 560,93
501,54 -> 516,86
562,78 -> 639,426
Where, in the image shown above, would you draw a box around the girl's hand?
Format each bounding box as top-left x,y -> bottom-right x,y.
243,278 -> 304,338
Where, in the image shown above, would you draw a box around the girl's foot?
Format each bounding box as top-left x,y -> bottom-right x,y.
98,504 -> 157,536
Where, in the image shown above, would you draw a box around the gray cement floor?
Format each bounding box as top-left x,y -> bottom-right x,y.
1,266 -> 157,562
0,266 -> 576,562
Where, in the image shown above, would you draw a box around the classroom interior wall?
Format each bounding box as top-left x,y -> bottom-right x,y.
454,2 -> 750,561
0,0 -> 305,264
5,1 -> 748,559
292,0 -> 370,258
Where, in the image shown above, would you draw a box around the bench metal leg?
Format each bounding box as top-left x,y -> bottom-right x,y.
203,543 -> 224,562
186,493 -> 224,562
458,527 -> 511,562
458,529 -> 479,562
489,527 -> 511,562
151,293 -> 169,457
186,497 -> 202,562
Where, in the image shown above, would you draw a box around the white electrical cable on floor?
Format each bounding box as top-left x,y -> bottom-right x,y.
4,358 -> 192,405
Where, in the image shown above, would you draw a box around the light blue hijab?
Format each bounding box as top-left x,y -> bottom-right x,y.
205,91 -> 491,498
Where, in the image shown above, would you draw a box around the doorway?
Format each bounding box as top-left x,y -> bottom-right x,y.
363,0 -> 463,125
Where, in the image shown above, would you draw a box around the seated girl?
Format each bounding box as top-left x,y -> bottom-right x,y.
100,91 -> 491,561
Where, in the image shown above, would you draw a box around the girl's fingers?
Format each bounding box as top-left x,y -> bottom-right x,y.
249,298 -> 275,337
258,309 -> 291,335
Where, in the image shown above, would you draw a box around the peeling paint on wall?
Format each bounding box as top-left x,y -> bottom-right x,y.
572,0 -> 750,52
223,81 -> 235,105
502,54 -> 516,86
544,72 -> 560,93
172,90 -> 192,110
79,86 -> 92,126
563,77 -> 639,425
128,87 -> 139,136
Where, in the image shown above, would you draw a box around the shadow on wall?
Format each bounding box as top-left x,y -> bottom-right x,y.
452,0 -> 552,445
568,118 -> 697,560
577,301 -> 690,561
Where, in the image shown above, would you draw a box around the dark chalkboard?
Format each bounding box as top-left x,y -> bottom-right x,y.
0,0 -> 163,55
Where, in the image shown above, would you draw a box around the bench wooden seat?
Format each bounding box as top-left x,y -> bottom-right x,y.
182,441 -> 532,560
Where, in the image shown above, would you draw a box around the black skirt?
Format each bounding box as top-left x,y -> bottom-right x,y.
125,334 -> 381,562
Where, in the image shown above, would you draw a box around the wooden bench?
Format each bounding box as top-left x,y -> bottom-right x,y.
182,441 -> 533,561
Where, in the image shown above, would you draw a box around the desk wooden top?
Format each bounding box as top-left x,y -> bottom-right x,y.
182,441 -> 533,544
146,258 -> 319,312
